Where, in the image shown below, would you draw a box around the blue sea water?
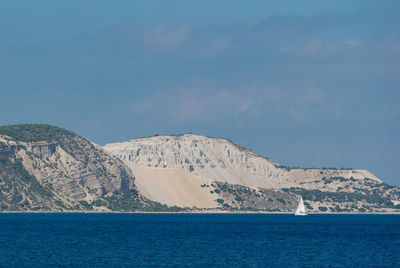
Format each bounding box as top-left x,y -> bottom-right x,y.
0,214 -> 399,267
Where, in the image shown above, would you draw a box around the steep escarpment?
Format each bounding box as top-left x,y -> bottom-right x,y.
2,126 -> 399,213
104,134 -> 400,213
103,134 -> 380,190
0,124 -> 157,212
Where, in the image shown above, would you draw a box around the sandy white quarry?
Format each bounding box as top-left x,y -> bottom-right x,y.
103,134 -> 382,209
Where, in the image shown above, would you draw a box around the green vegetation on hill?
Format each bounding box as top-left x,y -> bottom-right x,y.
91,195 -> 186,212
282,187 -> 398,211
275,164 -> 354,171
212,181 -> 298,211
0,124 -> 76,142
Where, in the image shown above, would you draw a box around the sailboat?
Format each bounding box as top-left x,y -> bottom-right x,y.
295,196 -> 307,216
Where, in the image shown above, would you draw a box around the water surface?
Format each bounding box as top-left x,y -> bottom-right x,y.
0,213 -> 399,267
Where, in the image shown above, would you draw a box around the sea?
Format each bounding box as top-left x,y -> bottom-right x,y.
0,213 -> 399,267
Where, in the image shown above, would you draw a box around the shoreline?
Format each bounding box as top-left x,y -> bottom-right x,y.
1,211 -> 400,215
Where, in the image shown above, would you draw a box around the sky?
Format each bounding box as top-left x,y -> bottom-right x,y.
1,1 -> 399,185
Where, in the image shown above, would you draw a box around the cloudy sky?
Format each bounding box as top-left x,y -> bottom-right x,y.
1,1 -> 399,185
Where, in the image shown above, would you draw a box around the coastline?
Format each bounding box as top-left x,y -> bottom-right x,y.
1,210 -> 400,215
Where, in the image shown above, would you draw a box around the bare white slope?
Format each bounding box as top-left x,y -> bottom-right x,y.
132,165 -> 216,208
103,134 -> 380,192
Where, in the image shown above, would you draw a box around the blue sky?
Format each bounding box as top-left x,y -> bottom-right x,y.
1,1 -> 399,185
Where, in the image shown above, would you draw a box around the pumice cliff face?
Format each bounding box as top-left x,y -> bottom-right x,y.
103,134 -> 380,190
104,134 -> 400,213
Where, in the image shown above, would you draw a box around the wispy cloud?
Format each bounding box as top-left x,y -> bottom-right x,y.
280,37 -> 364,56
140,21 -> 192,52
131,83 -> 256,123
76,21 -> 192,54
75,11 -> 398,66
131,80 -> 342,124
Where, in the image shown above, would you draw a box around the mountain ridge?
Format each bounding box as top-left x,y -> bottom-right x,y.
118,134 -> 374,173
0,124 -> 180,212
104,133 -> 398,213
0,124 -> 399,213
103,133 -> 380,189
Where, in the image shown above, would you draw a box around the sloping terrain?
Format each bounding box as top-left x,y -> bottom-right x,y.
0,124 -> 158,212
103,134 -> 380,190
1,125 -> 399,213
104,134 -> 400,213
133,165 -> 216,208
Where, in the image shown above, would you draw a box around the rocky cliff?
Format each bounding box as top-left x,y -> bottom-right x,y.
1,125 -> 399,213
104,134 -> 400,213
0,124 -> 161,212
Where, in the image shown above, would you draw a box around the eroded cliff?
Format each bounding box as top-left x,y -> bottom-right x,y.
0,124 -> 147,211
104,134 -> 400,212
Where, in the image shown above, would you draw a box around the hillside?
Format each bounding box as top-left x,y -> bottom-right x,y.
0,124 -> 173,212
104,134 -> 400,213
1,125 -> 399,213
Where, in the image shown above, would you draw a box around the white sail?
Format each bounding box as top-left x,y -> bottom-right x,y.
295,196 -> 307,216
